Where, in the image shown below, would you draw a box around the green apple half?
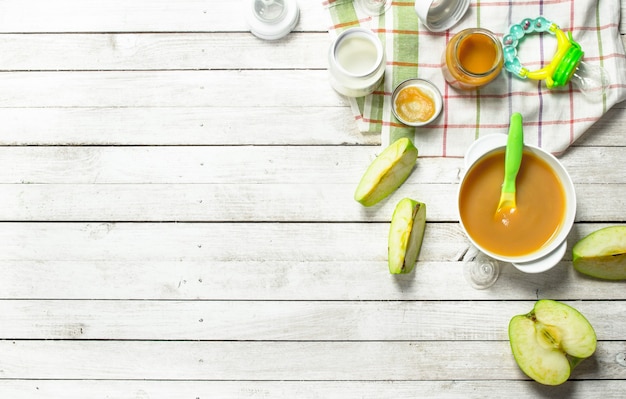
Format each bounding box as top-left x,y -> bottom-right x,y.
388,198 -> 426,274
573,225 -> 626,280
509,299 -> 596,386
354,138 -> 418,207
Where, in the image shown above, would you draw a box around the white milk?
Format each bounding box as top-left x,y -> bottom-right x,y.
327,28 -> 385,97
335,35 -> 379,76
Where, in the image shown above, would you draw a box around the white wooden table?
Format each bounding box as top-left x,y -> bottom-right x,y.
0,1 -> 625,397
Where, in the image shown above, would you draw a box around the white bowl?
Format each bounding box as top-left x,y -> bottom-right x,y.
458,134 -> 576,273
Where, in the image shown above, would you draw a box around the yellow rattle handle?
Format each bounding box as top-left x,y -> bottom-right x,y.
525,25 -> 573,88
503,18 -> 585,89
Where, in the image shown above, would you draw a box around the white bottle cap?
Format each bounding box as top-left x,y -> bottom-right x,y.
414,0 -> 470,32
246,0 -> 300,40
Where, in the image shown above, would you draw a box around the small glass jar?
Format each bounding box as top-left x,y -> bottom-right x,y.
246,0 -> 299,41
328,28 -> 386,97
442,28 -> 503,90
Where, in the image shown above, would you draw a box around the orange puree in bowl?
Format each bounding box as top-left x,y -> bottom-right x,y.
459,149 -> 566,257
394,86 -> 436,123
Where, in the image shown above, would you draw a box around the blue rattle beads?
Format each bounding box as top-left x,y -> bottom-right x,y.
502,17 -> 554,80
502,17 -> 609,100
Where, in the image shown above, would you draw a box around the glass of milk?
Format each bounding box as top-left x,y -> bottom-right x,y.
327,27 -> 386,98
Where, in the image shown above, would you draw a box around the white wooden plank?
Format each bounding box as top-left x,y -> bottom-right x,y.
561,145 -> 626,182
0,257 -> 625,301
573,106 -> 626,146
0,104 -> 622,146
0,222 -> 451,262
0,223 -> 624,301
0,183 -> 452,222
0,222 -> 619,263
0,0 -> 326,33
0,32 -> 621,73
1,380 -> 626,399
0,106 -> 366,146
1,70 -> 623,115
0,300 -> 622,341
1,146 -> 624,185
0,340 -> 622,380
0,70 -> 345,107
2,182 -> 624,222
0,33 -> 330,70
0,0 -> 622,38
1,145 -> 624,222
0,146 -> 460,184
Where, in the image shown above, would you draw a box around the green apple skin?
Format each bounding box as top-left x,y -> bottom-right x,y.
508,300 -> 596,386
354,138 -> 418,207
573,226 -> 626,280
388,198 -> 426,274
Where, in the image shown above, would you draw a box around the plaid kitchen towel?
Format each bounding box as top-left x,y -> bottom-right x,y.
323,0 -> 626,157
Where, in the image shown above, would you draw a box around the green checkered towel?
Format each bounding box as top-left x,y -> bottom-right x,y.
323,0 -> 626,157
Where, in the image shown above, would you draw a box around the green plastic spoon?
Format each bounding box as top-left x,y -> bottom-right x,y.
496,113 -> 524,216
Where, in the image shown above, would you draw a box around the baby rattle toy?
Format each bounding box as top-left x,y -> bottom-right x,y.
502,17 -> 609,99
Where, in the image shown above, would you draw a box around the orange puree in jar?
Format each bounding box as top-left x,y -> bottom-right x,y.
394,86 -> 435,123
441,28 -> 503,90
457,33 -> 498,75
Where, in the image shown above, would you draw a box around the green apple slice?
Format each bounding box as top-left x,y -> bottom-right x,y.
508,299 -> 596,386
354,138 -> 418,207
388,198 -> 426,274
573,226 -> 626,280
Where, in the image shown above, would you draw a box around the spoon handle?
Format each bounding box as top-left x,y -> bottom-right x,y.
502,113 -> 524,194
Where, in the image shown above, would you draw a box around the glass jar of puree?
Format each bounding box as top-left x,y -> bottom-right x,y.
442,28 -> 503,90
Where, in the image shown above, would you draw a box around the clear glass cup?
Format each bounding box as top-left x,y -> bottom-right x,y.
354,0 -> 392,16
463,246 -> 501,289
